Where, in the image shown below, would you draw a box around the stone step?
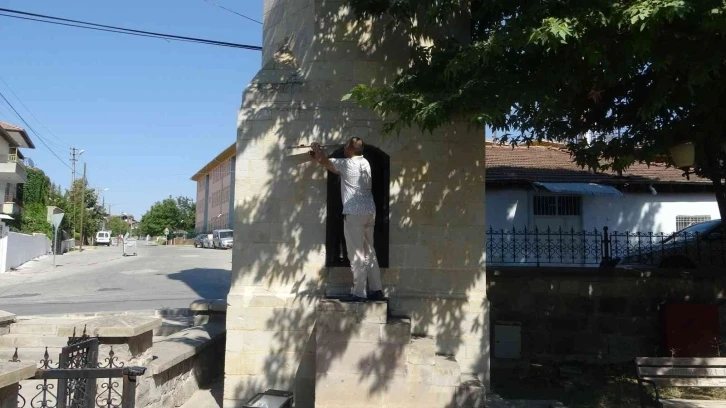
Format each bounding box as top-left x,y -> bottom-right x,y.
317,298 -> 388,323
407,336 -> 437,366
8,318 -> 85,335
0,334 -> 70,348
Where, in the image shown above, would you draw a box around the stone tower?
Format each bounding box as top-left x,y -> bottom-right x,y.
224,1 -> 489,407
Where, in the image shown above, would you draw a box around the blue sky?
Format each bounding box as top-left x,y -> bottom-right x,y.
0,0 -> 262,217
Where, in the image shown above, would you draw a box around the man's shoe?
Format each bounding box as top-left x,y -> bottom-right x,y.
367,290 -> 385,301
340,294 -> 367,303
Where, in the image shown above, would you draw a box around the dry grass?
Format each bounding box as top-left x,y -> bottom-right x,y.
491,362 -> 726,407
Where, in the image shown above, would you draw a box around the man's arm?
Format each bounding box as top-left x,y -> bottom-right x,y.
312,143 -> 340,174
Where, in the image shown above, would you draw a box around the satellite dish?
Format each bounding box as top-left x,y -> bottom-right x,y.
26,158 -> 35,167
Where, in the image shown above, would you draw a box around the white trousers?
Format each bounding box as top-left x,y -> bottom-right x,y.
344,214 -> 382,298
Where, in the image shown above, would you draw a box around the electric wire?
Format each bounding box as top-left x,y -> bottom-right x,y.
0,90 -> 72,170
203,0 -> 262,24
0,75 -> 70,148
0,8 -> 262,50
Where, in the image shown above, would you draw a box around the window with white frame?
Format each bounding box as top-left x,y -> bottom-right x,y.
676,215 -> 712,231
533,195 -> 582,216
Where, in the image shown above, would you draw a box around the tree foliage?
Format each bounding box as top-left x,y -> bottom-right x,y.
22,168 -> 51,205
346,0 -> 726,216
138,196 -> 196,236
19,202 -> 52,237
106,215 -> 130,237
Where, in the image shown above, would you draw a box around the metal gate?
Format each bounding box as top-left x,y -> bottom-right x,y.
14,327 -> 146,408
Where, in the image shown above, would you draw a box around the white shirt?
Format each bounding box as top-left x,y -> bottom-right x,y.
330,156 -> 376,215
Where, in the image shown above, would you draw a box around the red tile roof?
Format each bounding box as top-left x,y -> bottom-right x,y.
0,121 -> 24,131
486,144 -> 709,184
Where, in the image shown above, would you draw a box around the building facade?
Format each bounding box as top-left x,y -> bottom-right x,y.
0,121 -> 35,217
485,143 -> 719,234
191,142 -> 235,233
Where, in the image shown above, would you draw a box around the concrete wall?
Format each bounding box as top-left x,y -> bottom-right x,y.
486,189 -> 720,233
2,232 -> 49,272
225,1 -> 489,407
488,267 -> 726,364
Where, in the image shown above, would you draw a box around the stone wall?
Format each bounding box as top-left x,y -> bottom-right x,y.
226,1 -> 489,407
488,267 -> 726,363
136,329 -> 225,408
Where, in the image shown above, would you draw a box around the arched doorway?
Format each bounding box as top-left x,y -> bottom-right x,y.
325,144 -> 390,268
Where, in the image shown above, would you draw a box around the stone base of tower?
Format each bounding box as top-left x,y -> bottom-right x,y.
223,0 -> 490,407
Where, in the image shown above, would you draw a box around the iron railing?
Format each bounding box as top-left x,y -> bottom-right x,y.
486,226 -> 726,267
13,327 -> 146,408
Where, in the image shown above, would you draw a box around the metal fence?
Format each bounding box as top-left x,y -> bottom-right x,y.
486,227 -> 726,267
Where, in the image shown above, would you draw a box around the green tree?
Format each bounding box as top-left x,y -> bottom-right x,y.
19,202 -> 52,237
139,198 -> 182,236
22,168 -> 51,205
139,196 -> 196,236
347,0 -> 726,217
64,179 -> 105,243
106,215 -> 130,237
176,196 -> 196,233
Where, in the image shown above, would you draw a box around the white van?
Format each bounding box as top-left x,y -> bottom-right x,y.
95,231 -> 111,246
212,229 -> 233,249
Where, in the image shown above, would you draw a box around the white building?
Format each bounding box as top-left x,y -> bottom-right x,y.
0,121 -> 35,218
486,143 -> 719,234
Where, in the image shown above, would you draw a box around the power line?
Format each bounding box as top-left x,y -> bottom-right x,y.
0,75 -> 70,148
0,90 -> 72,170
203,0 -> 262,24
0,8 -> 262,51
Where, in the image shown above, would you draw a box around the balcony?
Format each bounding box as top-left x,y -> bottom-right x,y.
1,199 -> 20,215
0,154 -> 27,183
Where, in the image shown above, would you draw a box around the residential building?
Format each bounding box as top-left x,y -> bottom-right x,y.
486,143 -> 718,234
0,121 -> 35,217
191,142 -> 235,233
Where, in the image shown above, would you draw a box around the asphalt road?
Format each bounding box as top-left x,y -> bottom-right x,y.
0,242 -> 232,316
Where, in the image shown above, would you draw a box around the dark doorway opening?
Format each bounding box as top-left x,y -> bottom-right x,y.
325,144 -> 390,268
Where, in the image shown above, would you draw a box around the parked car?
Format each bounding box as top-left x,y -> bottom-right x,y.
618,220 -> 724,268
212,229 -> 233,249
203,234 -> 213,248
95,231 -> 111,246
194,234 -> 207,248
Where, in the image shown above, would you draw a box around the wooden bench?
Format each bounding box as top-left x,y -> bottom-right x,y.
636,357 -> 726,407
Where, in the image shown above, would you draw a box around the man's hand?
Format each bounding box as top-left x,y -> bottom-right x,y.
309,142 -> 340,174
311,143 -> 325,162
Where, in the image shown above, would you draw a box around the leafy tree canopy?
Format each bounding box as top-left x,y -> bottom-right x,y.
138,196 -> 196,236
22,168 -> 51,206
106,215 -> 130,237
346,0 -> 726,215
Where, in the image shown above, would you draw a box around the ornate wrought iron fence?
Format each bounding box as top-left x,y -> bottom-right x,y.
13,327 -> 146,408
486,226 -> 726,267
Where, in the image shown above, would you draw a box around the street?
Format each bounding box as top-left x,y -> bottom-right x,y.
0,243 -> 231,315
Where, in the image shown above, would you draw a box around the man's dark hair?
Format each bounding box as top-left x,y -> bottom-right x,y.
349,137 -> 364,155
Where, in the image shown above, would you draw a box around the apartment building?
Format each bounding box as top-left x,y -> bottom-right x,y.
191,142 -> 235,233
0,121 -> 35,217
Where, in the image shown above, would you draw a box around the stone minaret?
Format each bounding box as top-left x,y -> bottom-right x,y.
224,1 -> 489,407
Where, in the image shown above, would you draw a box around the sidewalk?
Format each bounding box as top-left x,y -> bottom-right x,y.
9,246 -> 124,275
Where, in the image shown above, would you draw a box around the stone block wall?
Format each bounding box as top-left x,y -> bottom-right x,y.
226,1 -> 489,407
488,267 -> 726,363
136,332 -> 225,408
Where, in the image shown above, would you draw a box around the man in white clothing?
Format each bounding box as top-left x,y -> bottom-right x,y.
311,138 -> 384,302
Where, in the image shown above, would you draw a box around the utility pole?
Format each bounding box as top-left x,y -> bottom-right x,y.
70,147 -> 84,238
79,162 -> 86,252
70,148 -> 78,235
